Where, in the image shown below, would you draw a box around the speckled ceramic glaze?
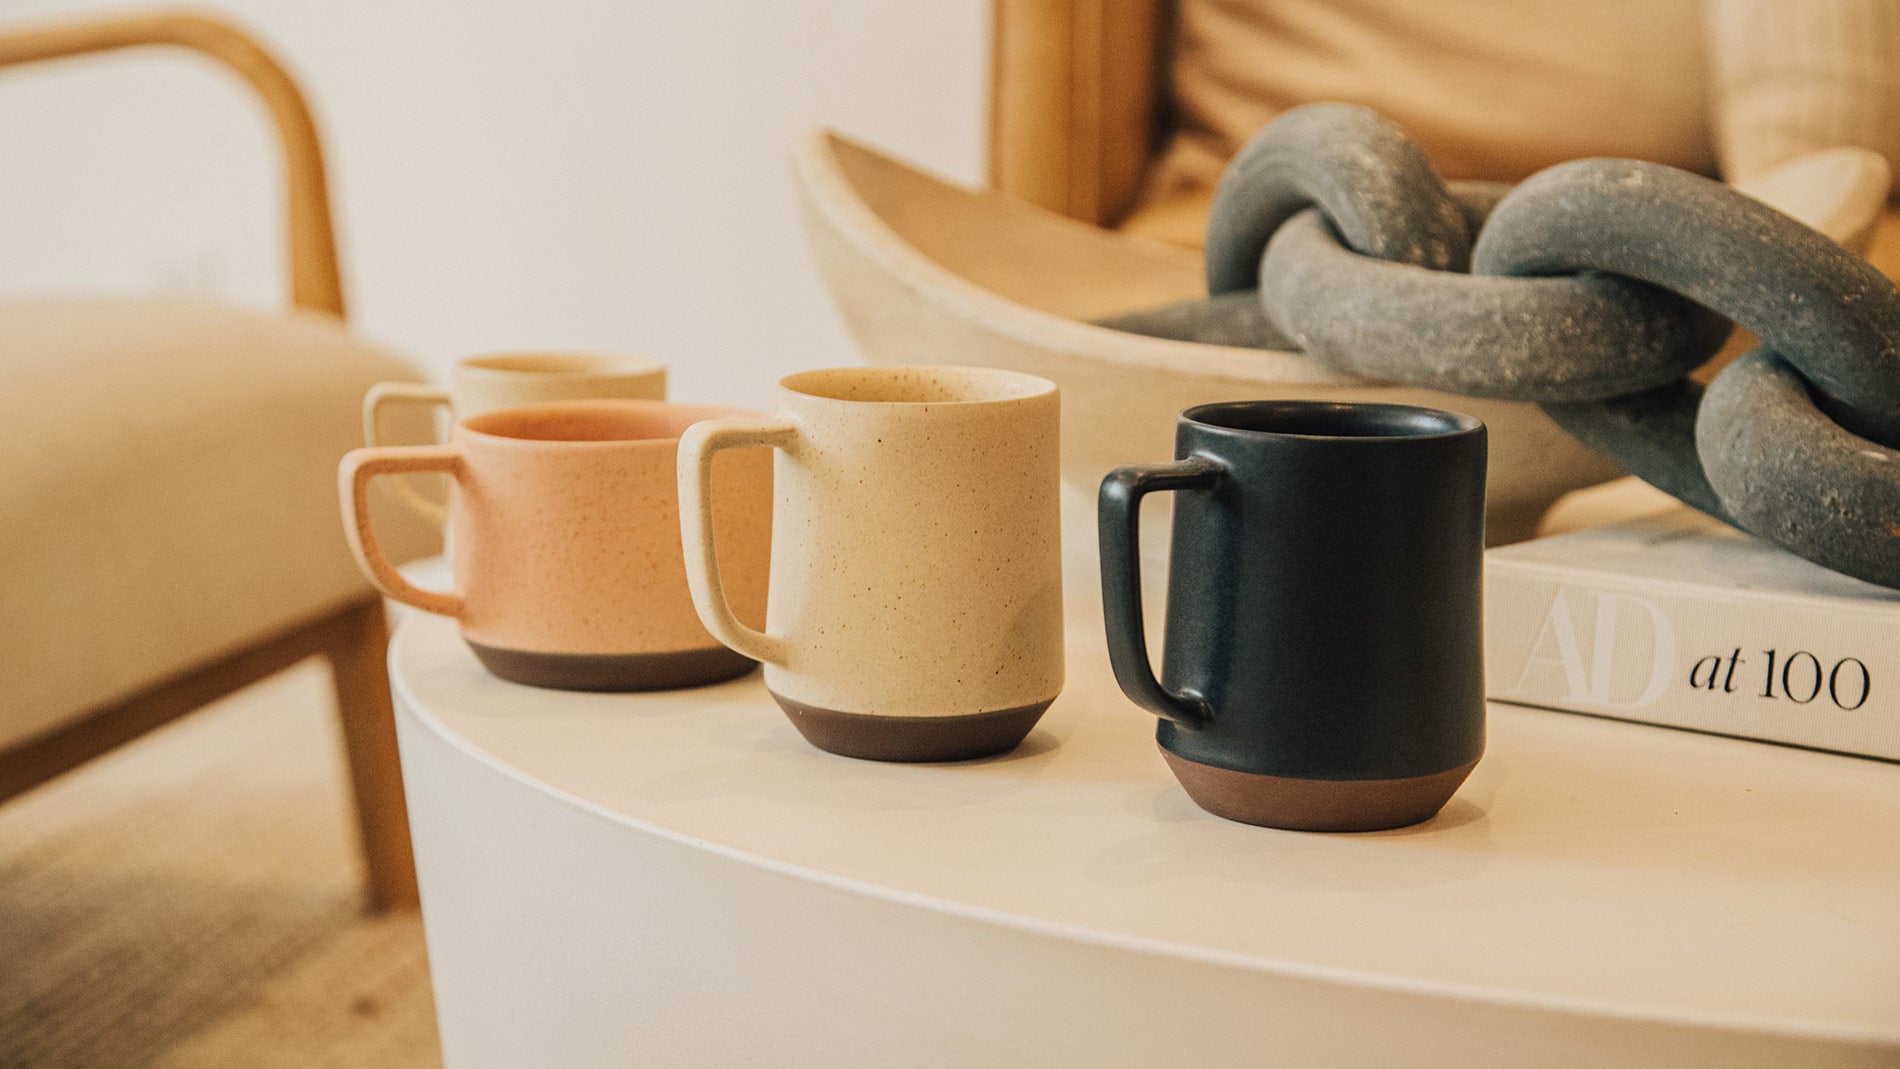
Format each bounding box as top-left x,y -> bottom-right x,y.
362,352 -> 668,523
342,400 -> 772,691
678,366 -> 1064,761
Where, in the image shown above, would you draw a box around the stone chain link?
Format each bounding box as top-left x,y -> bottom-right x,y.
1196,104 -> 1900,589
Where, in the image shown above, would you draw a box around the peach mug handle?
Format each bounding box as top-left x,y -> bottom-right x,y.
339,445 -> 464,617
362,381 -> 453,525
677,417 -> 798,665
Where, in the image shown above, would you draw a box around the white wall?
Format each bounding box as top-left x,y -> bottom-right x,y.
0,1 -> 990,409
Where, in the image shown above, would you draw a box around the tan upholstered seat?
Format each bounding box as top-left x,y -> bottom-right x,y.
0,298 -> 432,751
0,11 -> 435,910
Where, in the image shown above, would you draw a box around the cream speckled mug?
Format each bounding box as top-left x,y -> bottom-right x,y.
342,400 -> 771,691
678,365 -> 1063,761
363,352 -> 668,523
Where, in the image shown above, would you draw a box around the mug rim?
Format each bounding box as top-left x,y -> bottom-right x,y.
1181,400 -> 1482,443
458,399 -> 760,446
778,364 -> 1056,407
457,351 -> 666,379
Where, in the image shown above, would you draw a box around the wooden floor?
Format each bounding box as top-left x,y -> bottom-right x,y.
0,659 -> 440,1067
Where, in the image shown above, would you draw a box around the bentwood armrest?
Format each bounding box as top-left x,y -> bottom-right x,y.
0,9 -> 343,316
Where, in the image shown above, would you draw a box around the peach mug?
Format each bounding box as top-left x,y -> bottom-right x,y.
363,352 -> 667,522
678,366 -> 1064,761
341,400 -> 771,691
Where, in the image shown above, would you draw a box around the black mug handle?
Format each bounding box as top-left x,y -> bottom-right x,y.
1099,456 -> 1224,728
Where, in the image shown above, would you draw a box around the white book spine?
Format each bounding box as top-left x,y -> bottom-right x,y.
1484,560 -> 1900,762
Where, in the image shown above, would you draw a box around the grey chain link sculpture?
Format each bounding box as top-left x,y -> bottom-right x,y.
1103,104 -> 1900,590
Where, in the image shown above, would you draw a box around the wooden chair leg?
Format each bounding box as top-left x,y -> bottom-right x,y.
327,597 -> 419,910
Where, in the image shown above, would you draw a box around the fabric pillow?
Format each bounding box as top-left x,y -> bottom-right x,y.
1709,0 -> 1900,183
1127,0 -> 1897,245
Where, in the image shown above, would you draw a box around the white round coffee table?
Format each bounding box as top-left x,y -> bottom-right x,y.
391,576 -> 1900,1067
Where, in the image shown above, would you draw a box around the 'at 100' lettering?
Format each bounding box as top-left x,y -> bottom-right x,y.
1688,648 -> 1871,710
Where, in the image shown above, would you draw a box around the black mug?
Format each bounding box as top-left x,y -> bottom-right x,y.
1099,400 -> 1487,831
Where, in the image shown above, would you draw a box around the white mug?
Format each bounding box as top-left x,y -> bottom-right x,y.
363,352 -> 667,522
678,365 -> 1064,762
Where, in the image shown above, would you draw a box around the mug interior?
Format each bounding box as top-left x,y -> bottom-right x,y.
780,365 -> 1053,405
461,352 -> 660,378
462,400 -> 738,443
1186,401 -> 1478,439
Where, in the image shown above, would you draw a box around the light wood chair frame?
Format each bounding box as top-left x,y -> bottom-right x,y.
0,10 -> 415,910
989,0 -> 1169,227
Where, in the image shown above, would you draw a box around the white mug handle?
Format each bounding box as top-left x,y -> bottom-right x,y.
362,381 -> 453,525
677,417 -> 798,665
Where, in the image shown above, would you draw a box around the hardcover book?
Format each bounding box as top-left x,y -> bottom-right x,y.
1484,507 -> 1900,761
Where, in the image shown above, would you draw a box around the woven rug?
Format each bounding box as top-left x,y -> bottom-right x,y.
0,659 -> 440,1068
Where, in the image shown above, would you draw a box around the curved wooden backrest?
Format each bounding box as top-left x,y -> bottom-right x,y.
0,9 -> 345,317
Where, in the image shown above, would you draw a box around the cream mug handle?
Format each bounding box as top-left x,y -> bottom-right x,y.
339,445 -> 465,617
362,381 -> 453,525
677,417 -> 798,665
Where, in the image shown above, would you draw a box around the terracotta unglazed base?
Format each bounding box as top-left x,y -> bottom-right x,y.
772,693 -> 1052,762
1161,750 -> 1478,832
468,641 -> 755,693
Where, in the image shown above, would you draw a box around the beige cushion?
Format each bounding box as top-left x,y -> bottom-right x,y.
0,298 -> 438,751
1135,0 -> 1717,243
1129,0 -> 1899,248
1708,0 -> 1900,184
